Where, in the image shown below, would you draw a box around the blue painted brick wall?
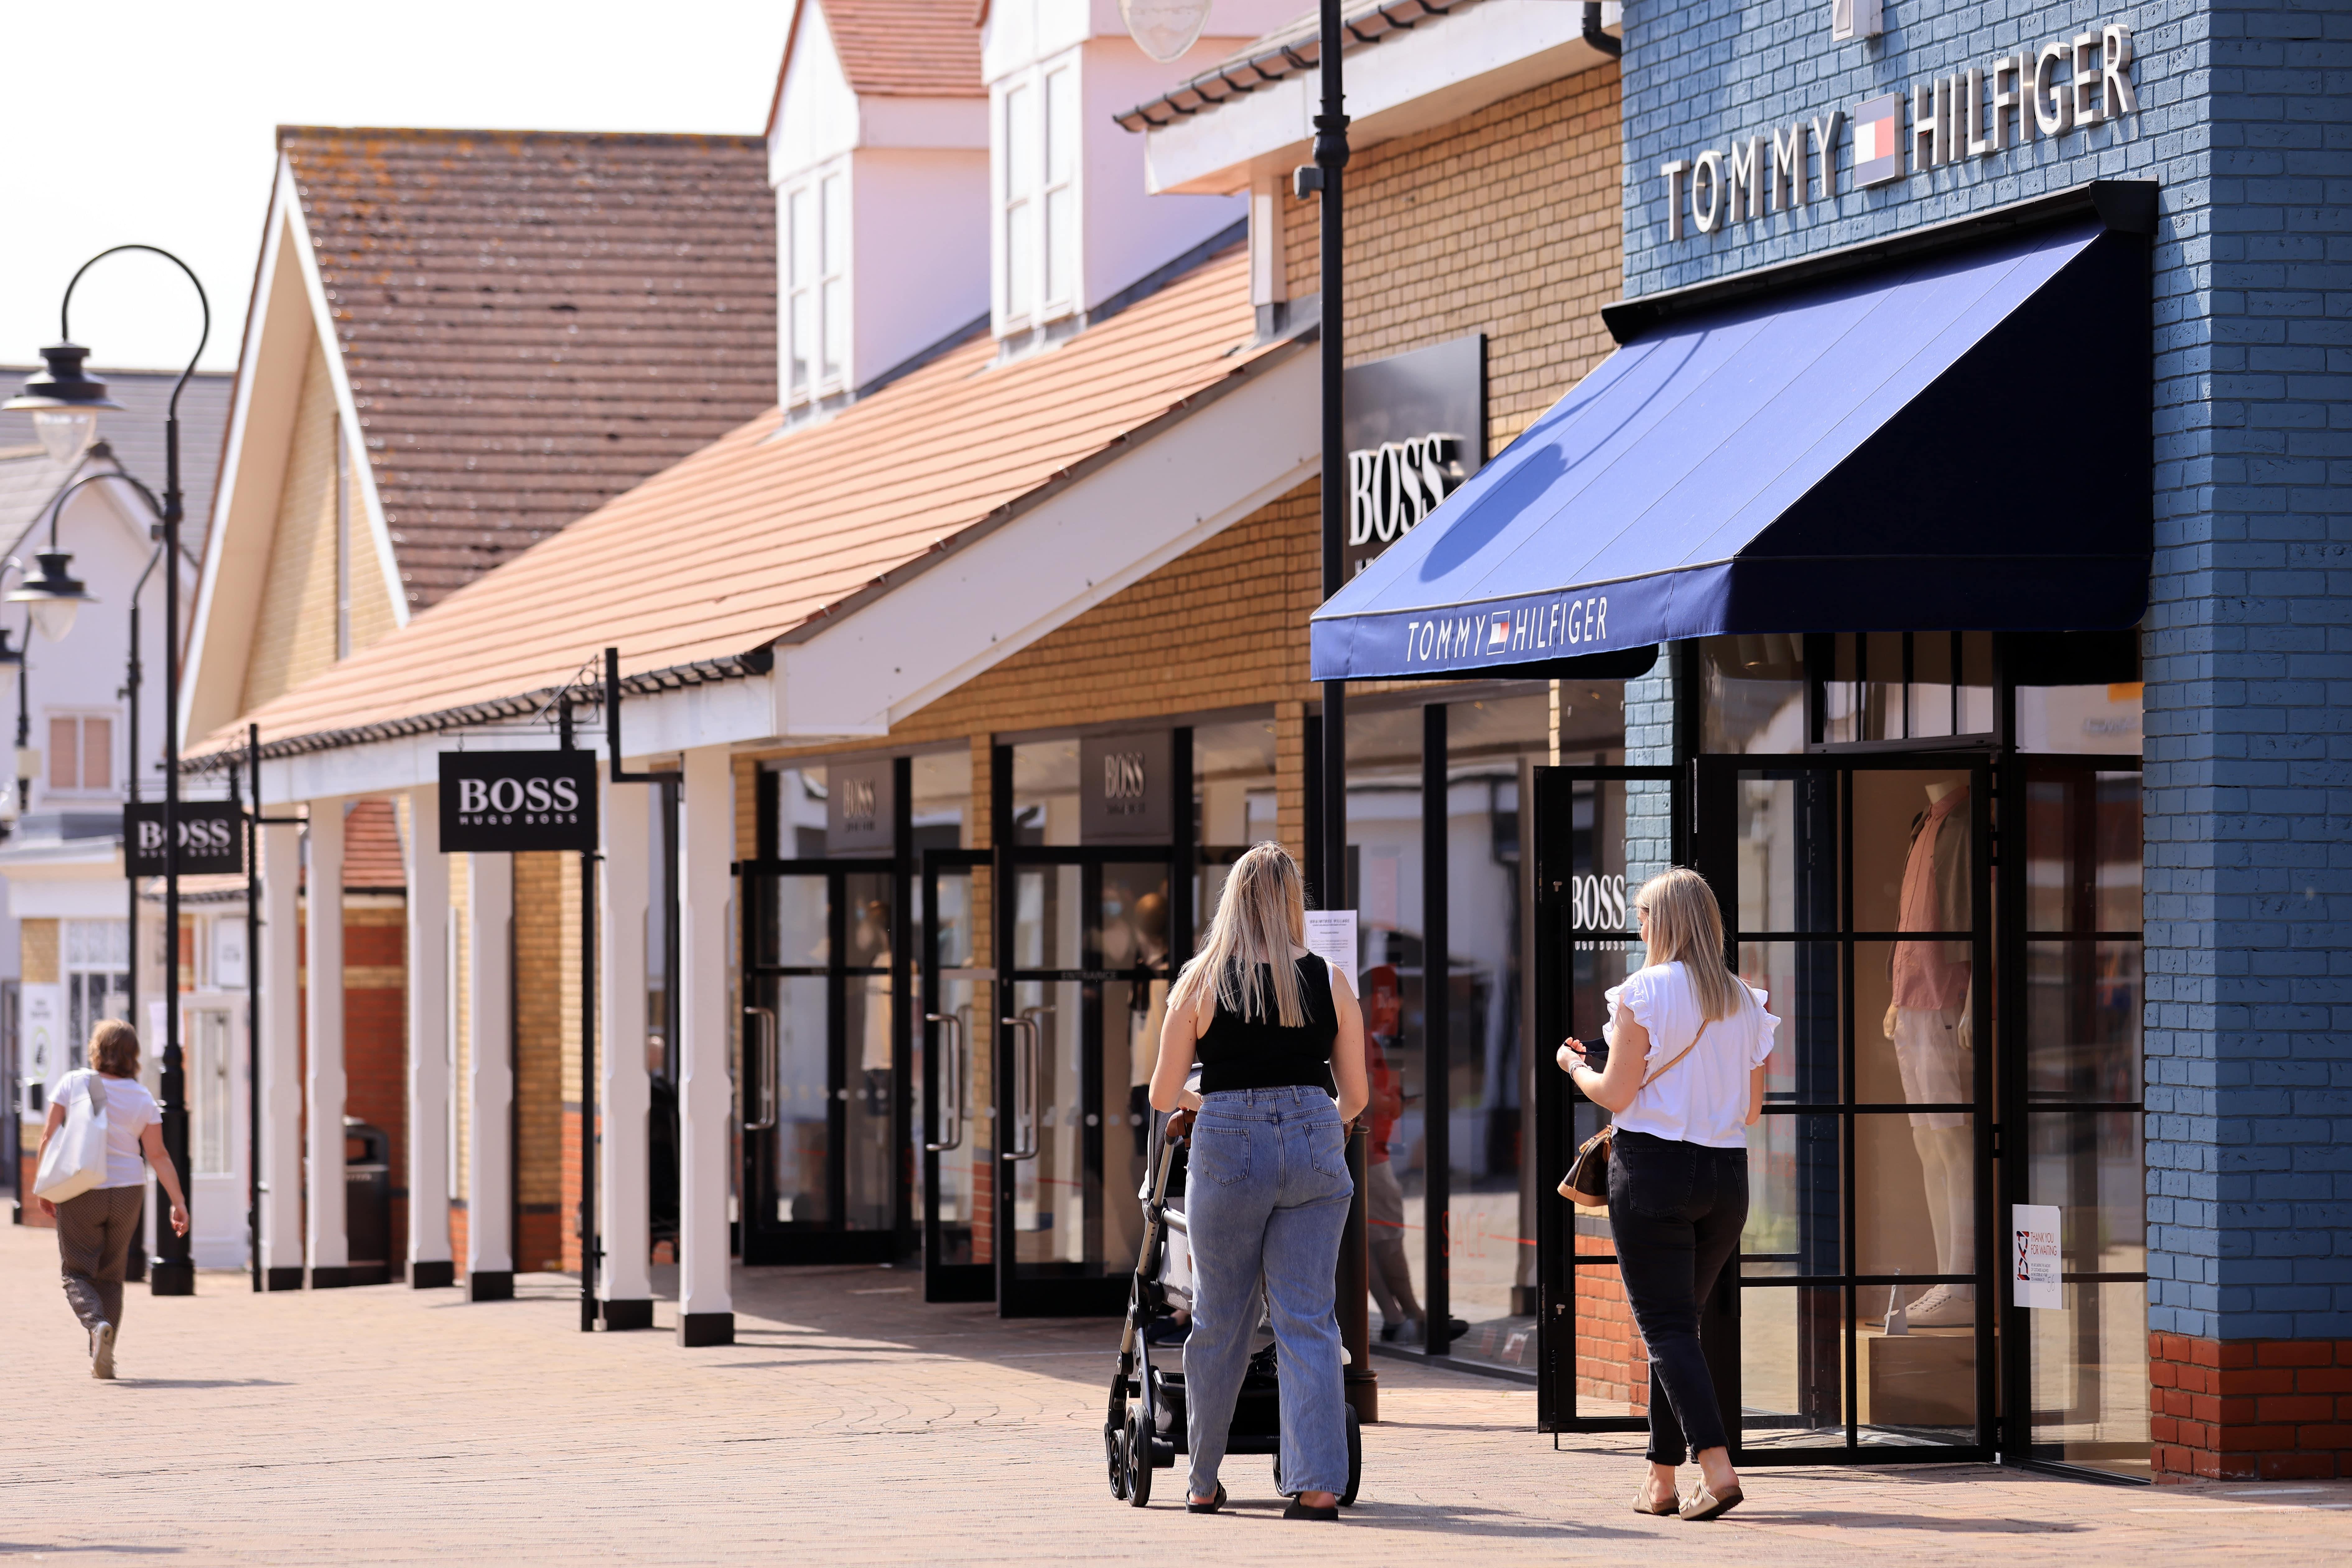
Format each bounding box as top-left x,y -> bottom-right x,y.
1618,0 -> 2352,1340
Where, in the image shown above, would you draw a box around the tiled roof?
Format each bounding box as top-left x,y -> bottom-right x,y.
279,127 -> 778,609
823,0 -> 985,97
203,244 -> 1283,756
1115,0 -> 1475,131
0,369 -> 233,558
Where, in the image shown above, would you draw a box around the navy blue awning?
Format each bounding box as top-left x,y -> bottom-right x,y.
1310,218 -> 2150,681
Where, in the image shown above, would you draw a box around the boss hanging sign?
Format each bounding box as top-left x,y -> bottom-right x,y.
438,751 -> 598,854
124,800 -> 245,878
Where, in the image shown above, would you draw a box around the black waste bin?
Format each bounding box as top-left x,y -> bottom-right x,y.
344,1118 -> 392,1286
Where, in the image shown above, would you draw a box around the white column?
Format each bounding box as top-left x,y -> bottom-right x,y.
599,775 -> 654,1324
465,851 -> 514,1299
405,789 -> 454,1287
304,800 -> 349,1286
258,821 -> 304,1290
676,746 -> 733,1345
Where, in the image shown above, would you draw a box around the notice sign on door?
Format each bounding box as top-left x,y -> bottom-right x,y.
1302,909 -> 1358,994
438,750 -> 598,854
124,800 -> 245,877
2012,1203 -> 2061,1309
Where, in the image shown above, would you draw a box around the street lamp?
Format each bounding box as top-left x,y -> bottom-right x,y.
9,549 -> 95,643
6,244 -> 210,1298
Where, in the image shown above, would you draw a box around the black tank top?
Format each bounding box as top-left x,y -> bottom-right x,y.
1196,956 -> 1338,1095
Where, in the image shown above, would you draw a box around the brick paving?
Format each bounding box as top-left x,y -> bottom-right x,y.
4,1223 -> 2348,1564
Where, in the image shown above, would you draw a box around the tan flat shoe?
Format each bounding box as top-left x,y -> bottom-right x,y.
1679,1480 -> 1743,1521
1632,1484 -> 1679,1516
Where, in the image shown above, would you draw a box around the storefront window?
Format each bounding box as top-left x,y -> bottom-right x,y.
2018,682 -> 2143,755
1440,692 -> 1549,1374
64,919 -> 129,1070
1011,740 -> 1081,845
1345,705 -> 1430,1348
910,750 -> 972,851
1822,632 -> 1994,743
1701,634 -> 1807,754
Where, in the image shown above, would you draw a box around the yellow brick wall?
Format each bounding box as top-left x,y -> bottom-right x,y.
513,851 -> 563,1268
1284,62 -> 1624,449
240,335 -> 404,714
20,918 -> 58,985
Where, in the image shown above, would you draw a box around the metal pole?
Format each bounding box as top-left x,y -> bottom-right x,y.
246,724 -> 262,1292
1313,0 -> 1374,1427
564,699 -> 598,1332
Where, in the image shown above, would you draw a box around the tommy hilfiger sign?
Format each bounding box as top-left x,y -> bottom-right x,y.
1660,22 -> 2137,239
438,750 -> 598,854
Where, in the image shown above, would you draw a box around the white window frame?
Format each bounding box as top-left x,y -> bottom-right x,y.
781,161 -> 852,406
995,54 -> 1082,333
43,709 -> 119,800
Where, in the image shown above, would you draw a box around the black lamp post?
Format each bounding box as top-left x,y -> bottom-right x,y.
1295,0 -> 1375,1423
6,245 -> 210,1297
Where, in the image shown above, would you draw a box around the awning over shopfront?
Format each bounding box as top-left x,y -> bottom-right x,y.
1310,211 -> 2150,681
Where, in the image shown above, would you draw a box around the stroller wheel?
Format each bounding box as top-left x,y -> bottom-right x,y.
1125,1411 -> 1154,1508
1106,1415 -> 1131,1501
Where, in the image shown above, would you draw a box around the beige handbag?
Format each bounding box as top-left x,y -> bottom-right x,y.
1555,1023 -> 1708,1215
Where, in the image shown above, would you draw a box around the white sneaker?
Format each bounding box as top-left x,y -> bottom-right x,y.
92,1321 -> 117,1380
1904,1284 -> 1974,1326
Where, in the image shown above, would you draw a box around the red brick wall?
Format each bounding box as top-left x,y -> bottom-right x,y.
1574,1231 -> 1649,1413
2151,1331 -> 2352,1480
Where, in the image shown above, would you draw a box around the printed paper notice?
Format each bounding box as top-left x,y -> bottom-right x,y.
2012,1203 -> 2061,1309
1302,910 -> 1358,994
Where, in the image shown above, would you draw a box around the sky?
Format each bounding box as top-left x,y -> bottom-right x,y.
0,0 -> 792,378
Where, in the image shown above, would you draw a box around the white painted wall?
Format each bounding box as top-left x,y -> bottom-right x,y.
770,1 -> 860,187
851,148 -> 993,386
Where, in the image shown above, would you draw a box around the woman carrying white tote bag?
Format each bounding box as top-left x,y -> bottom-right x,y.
35,1021 -> 189,1379
34,1069 -> 112,1203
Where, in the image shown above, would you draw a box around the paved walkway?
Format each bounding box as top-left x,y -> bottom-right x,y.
3,1224 -> 2346,1564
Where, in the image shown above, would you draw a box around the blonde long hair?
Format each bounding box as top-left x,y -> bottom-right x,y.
1169,842 -> 1309,1028
1636,867 -> 1751,1023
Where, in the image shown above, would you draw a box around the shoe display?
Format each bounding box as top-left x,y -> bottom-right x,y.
1903,1283 -> 1974,1326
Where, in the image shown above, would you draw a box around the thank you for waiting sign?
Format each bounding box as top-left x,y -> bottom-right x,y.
438,751 -> 598,854
124,801 -> 245,877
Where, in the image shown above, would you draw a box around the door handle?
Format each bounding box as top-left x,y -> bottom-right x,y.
924,1011 -> 964,1153
1000,1012 -> 1042,1162
742,1005 -> 778,1132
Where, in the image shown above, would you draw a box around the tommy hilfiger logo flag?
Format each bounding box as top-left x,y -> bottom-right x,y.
1854,92 -> 1904,186
1487,618 -> 1512,653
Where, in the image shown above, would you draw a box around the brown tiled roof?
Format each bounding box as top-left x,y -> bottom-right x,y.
776,0 -> 984,108
280,127 -> 778,609
203,245 -> 1290,756
831,0 -> 985,95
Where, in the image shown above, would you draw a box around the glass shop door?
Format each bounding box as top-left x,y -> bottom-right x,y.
738,859 -> 902,1265
1531,764 -> 1682,1437
920,849 -> 995,1302
995,847 -> 1176,1317
1693,753 -> 1998,1466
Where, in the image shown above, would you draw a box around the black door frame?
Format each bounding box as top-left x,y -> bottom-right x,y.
992,842 -> 1178,1317
920,846 -> 995,1302
1689,749 -> 2000,1467
1532,763 -> 1681,1436
735,855 -> 902,1266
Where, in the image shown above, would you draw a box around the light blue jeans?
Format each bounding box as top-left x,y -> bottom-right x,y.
1182,1087 -> 1353,1500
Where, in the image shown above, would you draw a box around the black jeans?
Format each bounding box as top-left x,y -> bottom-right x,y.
1606,1129 -> 1748,1465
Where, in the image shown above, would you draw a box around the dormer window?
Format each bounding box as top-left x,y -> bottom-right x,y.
785,167 -> 850,401
998,59 -> 1078,331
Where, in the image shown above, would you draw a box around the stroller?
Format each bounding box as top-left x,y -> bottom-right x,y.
1103,1098 -> 1363,1508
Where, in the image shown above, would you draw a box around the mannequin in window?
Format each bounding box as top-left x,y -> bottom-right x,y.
1883,780 -> 1973,1326
855,899 -> 893,1115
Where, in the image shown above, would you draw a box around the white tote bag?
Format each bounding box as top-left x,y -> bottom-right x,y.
34,1072 -> 110,1203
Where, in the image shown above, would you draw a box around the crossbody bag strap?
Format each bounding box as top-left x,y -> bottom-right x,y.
1633,1018 -> 1709,1094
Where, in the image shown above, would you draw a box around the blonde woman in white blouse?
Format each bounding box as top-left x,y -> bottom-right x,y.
1559,868 -> 1776,1522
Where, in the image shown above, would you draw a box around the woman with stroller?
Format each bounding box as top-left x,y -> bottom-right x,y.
1558,868 -> 1774,1522
1150,843 -> 1367,1520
